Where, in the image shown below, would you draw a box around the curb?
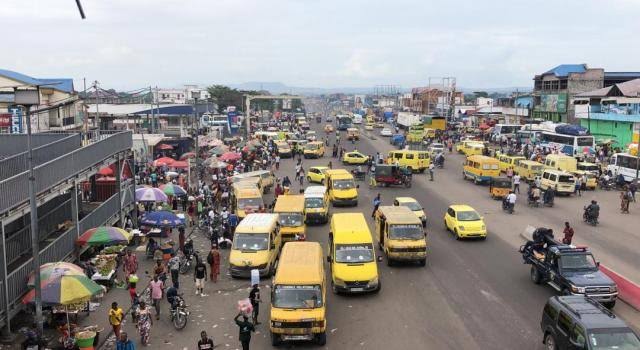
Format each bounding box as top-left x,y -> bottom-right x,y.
518,226 -> 640,311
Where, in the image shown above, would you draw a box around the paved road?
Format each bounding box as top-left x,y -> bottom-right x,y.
108,119 -> 639,350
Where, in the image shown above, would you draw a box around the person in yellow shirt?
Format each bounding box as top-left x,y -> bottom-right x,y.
109,302 -> 124,339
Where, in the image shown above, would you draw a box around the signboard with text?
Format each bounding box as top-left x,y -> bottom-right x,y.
0,113 -> 10,127
10,107 -> 23,134
227,106 -> 239,134
540,94 -> 567,113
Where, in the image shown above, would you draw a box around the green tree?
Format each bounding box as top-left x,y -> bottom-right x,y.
206,85 -> 243,113
473,91 -> 489,98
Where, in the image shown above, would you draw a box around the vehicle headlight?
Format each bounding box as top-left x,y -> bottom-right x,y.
610,285 -> 618,292
333,277 -> 344,286
570,285 -> 586,294
458,226 -> 465,231
272,321 -> 282,327
368,277 -> 379,286
481,225 -> 486,230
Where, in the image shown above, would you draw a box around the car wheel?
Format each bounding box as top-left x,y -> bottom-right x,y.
444,219 -> 449,231
603,301 -> 616,309
530,266 -> 542,284
419,259 -> 426,267
331,280 -> 339,294
316,331 -> 327,345
454,229 -> 461,240
544,333 -> 556,350
386,256 -> 393,266
373,280 -> 381,293
307,176 -> 312,183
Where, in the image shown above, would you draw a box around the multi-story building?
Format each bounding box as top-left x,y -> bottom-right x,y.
410,87 -> 463,115
574,78 -> 640,147
0,130 -> 134,330
0,69 -> 84,133
532,65 -> 640,123
154,85 -> 210,104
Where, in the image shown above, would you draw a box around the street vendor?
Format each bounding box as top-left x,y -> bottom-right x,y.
123,249 -> 138,279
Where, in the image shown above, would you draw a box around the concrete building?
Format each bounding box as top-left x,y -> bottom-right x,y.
476,97 -> 494,107
0,69 -> 84,133
0,131 -> 134,330
574,78 -> 640,147
410,87 -> 463,115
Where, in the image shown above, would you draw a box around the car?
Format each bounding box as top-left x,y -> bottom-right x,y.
541,296 -> 640,350
365,122 -> 374,130
307,166 -> 329,184
326,116 -> 333,122
443,205 -> 487,240
375,122 -> 385,128
342,151 -> 369,165
380,128 -> 393,137
324,124 -> 334,133
428,143 -> 445,157
305,131 -> 317,141
393,197 -> 427,227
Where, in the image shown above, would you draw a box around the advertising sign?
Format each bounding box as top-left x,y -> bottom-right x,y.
10,107 -> 23,134
227,106 -> 239,134
0,113 -> 11,127
540,94 -> 567,113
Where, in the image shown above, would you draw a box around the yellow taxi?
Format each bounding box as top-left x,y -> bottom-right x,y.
303,141 -> 325,159
307,166 -> 329,184
393,197 -> 427,227
443,205 -> 487,240
342,150 -> 368,165
324,124 -> 334,133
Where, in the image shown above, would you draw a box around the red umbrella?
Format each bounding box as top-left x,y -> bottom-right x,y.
97,167 -> 113,176
170,161 -> 189,169
179,152 -> 196,160
96,176 -> 116,182
152,157 -> 175,167
157,143 -> 174,150
219,152 -> 241,161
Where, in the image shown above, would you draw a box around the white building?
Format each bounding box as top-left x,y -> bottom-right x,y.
476,97 -> 494,107
154,85 -> 210,104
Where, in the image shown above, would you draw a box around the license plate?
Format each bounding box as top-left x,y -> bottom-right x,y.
350,287 -> 363,292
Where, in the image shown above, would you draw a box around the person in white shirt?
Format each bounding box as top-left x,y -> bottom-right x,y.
512,174 -> 521,194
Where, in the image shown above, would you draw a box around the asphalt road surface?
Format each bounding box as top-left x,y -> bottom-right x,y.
126,119 -> 639,350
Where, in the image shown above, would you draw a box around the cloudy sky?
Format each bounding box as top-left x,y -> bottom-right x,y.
2,0 -> 639,91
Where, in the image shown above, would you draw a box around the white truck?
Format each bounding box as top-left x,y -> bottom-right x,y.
396,112 -> 421,129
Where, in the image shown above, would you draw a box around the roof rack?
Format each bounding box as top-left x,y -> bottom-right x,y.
557,296 -> 616,319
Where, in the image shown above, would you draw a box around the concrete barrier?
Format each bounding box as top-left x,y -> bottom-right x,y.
518,225 -> 640,311
599,265 -> 640,311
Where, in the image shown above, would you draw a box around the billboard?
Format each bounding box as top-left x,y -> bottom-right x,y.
0,113 -> 10,127
540,94 -> 567,113
227,106 -> 239,134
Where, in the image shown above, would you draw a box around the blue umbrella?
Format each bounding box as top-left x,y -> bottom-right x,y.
140,210 -> 184,227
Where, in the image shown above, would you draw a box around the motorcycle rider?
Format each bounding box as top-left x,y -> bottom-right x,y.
529,186 -> 541,205
584,200 -> 600,223
504,191 -> 517,212
166,284 -> 179,313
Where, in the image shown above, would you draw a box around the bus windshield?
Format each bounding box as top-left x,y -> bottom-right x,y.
389,224 -> 424,240
233,233 -> 268,251
273,285 -> 323,309
335,243 -> 374,263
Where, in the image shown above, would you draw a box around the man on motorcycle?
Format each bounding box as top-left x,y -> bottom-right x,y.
530,186 -> 541,204
166,285 -> 179,312
585,200 -> 600,223
504,191 -> 517,211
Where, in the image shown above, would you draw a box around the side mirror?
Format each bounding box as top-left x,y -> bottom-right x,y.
596,261 -> 600,267
356,184 -> 360,189
377,256 -> 383,262
326,256 -> 332,263
270,243 -> 275,250
480,216 -> 484,220
569,339 -> 585,350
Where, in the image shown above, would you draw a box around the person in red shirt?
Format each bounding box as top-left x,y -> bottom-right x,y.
562,222 -> 574,245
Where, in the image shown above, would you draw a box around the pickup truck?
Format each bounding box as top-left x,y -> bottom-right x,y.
520,229 -> 618,308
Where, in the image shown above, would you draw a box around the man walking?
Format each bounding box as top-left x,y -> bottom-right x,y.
207,245 -> 221,283
149,275 -> 164,320
123,250 -> 138,280
234,312 -> 255,350
168,252 -> 181,289
194,258 -> 208,296
371,193 -> 381,218
197,331 -> 215,350
249,284 -> 261,325
562,222 -> 574,245
428,163 -> 435,181
513,174 -> 521,194
108,302 -> 124,339
116,332 -> 136,350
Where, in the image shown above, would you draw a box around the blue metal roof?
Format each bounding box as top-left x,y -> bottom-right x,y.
543,64 -> 587,77
604,72 -> 640,78
134,105 -> 195,115
0,69 -> 74,93
38,78 -> 74,93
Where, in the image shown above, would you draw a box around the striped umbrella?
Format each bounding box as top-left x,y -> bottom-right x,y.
77,226 -> 132,246
22,272 -> 103,305
27,262 -> 84,288
135,187 -> 168,202
159,183 -> 187,197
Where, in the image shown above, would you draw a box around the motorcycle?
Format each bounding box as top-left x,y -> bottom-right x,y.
502,198 -> 514,214
527,194 -> 541,207
583,206 -> 599,226
170,295 -> 189,330
542,190 -> 555,207
179,242 -> 197,274
598,177 -> 615,191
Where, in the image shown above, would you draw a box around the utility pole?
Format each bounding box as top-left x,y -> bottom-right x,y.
150,86 -> 155,134
93,80 -> 100,138
83,78 -> 88,143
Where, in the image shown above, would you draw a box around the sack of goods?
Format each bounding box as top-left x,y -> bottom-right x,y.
237,298 -> 253,316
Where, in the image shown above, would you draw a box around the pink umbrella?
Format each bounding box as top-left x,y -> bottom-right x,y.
157,143 -> 174,150
97,167 -> 114,176
170,161 -> 189,169
219,152 -> 241,161
179,152 -> 196,160
152,157 -> 175,167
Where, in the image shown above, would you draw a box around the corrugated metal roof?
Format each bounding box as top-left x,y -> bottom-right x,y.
543,64 -> 587,77
577,78 -> 640,98
604,72 -> 640,78
0,69 -> 74,93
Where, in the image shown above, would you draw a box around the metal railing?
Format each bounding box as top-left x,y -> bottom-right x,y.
0,281 -> 4,321
0,133 -> 81,180
5,199 -> 72,266
0,133 -> 71,157
0,131 -> 132,214
5,182 -> 135,310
